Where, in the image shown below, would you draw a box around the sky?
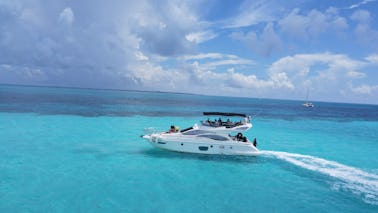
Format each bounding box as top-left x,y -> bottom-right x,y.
1,0 -> 378,104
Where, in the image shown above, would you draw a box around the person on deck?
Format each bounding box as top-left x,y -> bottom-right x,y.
236,132 -> 243,141
169,125 -> 176,133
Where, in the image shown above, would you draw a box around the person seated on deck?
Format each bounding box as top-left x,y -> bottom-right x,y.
241,118 -> 247,124
235,133 -> 248,142
218,118 -> 223,126
226,118 -> 232,126
168,125 -> 176,133
236,132 -> 243,141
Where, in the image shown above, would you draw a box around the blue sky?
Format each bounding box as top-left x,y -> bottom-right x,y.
1,0 -> 378,104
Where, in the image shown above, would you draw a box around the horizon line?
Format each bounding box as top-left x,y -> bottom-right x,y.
1,83 -> 376,106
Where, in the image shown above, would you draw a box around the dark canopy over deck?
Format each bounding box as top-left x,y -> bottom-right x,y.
203,112 -> 247,117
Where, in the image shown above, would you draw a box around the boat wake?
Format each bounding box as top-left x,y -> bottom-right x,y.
261,150 -> 378,206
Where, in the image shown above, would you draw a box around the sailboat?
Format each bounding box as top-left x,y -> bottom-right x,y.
303,89 -> 314,108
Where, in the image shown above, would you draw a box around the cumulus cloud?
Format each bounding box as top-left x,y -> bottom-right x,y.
229,7 -> 349,56
266,53 -> 375,101
126,61 -> 189,91
365,54 -> 378,63
350,10 -> 378,46
180,54 -> 294,94
223,0 -> 276,28
278,8 -> 348,40
58,7 -> 74,26
230,22 -> 282,57
0,0 -> 206,89
350,9 -> 371,23
133,1 -> 203,56
351,84 -> 378,94
268,53 -> 364,76
346,70 -> 366,78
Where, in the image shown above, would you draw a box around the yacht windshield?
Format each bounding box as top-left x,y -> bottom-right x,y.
182,130 -> 212,135
197,134 -> 229,141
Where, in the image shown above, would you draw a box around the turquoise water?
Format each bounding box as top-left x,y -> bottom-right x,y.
1,85 -> 378,212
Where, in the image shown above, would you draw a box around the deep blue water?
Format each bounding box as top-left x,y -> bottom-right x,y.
1,85 -> 377,121
1,84 -> 378,212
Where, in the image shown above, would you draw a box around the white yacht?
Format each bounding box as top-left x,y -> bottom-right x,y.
141,112 -> 260,156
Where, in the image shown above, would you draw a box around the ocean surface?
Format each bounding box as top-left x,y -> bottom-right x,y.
1,84 -> 378,212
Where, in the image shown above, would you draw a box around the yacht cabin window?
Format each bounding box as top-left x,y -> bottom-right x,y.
197,134 -> 229,141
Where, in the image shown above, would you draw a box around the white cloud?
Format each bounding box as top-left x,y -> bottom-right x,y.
351,84 -> 378,94
179,55 -> 294,92
126,61 -> 187,90
349,0 -> 376,9
350,10 -> 378,46
181,53 -> 254,70
226,69 -> 271,89
266,53 -> 374,100
347,70 -> 366,78
124,51 -> 295,96
0,0 -> 206,89
268,53 -> 364,76
182,53 -> 224,60
20,8 -> 44,27
278,8 -> 348,40
228,68 -> 294,90
365,54 -> 378,63
185,30 -> 217,44
278,8 -> 308,39
202,58 -> 254,70
0,64 -> 12,70
221,69 -> 294,91
270,72 -> 295,89
58,7 -> 74,27
133,1 -> 202,56
135,51 -> 148,61
230,22 -> 282,56
1,64 -> 47,82
222,0 -> 276,28
228,6 -> 349,57
351,9 -> 371,23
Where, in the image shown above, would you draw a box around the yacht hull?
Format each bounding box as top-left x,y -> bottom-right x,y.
142,135 -> 260,156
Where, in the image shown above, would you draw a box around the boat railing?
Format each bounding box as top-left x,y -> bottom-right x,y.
201,120 -> 246,128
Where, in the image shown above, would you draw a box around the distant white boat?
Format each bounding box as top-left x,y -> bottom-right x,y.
303,102 -> 314,107
303,89 -> 314,108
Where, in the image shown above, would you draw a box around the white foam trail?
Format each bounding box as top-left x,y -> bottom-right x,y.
261,150 -> 378,205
